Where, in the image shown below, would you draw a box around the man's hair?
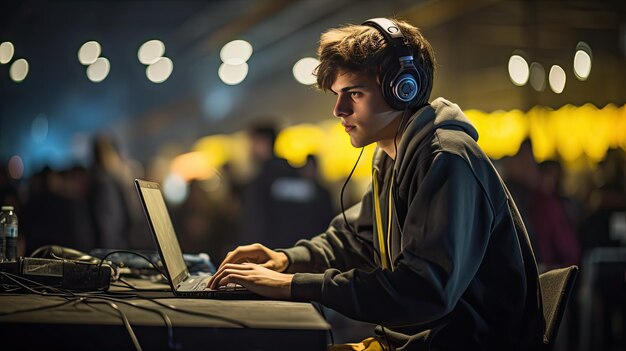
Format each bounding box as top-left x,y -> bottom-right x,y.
316,18 -> 436,109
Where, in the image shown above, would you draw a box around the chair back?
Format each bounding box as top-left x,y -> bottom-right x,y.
539,265 -> 579,350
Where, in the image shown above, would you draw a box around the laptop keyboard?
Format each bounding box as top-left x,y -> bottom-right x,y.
217,283 -> 244,291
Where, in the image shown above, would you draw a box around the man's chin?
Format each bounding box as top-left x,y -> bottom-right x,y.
349,137 -> 369,149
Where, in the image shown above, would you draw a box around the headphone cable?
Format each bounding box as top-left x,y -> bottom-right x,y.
340,147 -> 365,234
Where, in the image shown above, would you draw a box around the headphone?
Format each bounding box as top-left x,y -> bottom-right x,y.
362,18 -> 423,110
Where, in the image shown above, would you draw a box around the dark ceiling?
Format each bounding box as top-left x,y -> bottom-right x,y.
0,0 -> 624,171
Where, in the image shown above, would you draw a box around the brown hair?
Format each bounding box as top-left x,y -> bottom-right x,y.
316,18 -> 436,108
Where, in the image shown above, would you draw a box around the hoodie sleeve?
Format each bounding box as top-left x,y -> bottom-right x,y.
278,185 -> 378,274
289,152 -> 496,327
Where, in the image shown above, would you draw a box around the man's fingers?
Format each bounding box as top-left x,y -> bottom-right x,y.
218,247 -> 264,271
208,264 -> 255,289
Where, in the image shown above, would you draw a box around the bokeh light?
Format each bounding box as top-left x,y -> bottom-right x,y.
9,58 -> 29,82
218,62 -> 248,85
146,57 -> 173,83
573,42 -> 592,81
292,57 -> 319,85
220,40 -> 253,65
549,65 -> 566,94
78,41 -> 101,65
163,173 -> 189,205
0,41 -> 15,64
529,62 -> 546,92
8,155 -> 24,180
508,54 -> 529,86
86,57 -> 110,82
31,114 -> 49,143
138,39 -> 165,65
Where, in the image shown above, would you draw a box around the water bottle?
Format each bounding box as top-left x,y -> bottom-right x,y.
1,206 -> 18,261
0,208 -> 6,262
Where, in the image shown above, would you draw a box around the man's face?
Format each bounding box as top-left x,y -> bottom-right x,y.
330,70 -> 402,149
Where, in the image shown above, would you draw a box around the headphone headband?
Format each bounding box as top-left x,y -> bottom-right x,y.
361,18 -> 413,63
362,18 -> 422,109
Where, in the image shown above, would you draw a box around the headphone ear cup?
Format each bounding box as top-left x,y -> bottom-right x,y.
381,69 -> 421,110
394,73 -> 419,105
380,68 -> 400,110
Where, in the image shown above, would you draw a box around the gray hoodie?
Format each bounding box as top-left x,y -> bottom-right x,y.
280,98 -> 544,350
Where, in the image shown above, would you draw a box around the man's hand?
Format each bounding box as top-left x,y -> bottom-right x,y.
216,243 -> 290,273
207,262 -> 293,300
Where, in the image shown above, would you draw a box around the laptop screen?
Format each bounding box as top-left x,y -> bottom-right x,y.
135,179 -> 188,289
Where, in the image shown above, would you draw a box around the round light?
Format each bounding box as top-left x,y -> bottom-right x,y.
529,62 -> 546,92
573,51 -> 591,81
163,173 -> 188,205
8,155 -> 24,180
0,41 -> 15,64
218,62 -> 248,85
9,58 -> 29,82
146,56 -> 173,83
292,57 -> 319,85
220,40 -> 253,65
508,55 -> 529,86
86,57 -> 110,82
31,114 -> 49,143
548,65 -> 566,94
78,41 -> 101,65
138,39 -> 165,65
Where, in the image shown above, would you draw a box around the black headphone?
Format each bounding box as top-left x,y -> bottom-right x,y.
362,18 -> 423,110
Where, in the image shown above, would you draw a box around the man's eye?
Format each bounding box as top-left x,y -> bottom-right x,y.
350,91 -> 362,98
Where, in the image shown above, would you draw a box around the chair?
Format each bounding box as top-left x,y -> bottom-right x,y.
539,265 -> 579,351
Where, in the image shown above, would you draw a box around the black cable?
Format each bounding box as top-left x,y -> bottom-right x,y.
86,299 -> 142,351
0,270 -> 245,348
0,271 -> 77,298
341,147 -> 365,234
83,294 -> 181,350
97,250 -> 168,283
0,295 -> 84,317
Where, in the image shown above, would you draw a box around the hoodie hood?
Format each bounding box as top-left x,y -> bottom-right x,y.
373,97 -> 479,176
411,97 -> 478,142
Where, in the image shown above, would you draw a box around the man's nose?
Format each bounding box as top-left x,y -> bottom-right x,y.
333,95 -> 351,118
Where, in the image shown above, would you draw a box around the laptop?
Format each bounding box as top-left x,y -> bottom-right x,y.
135,178 -> 261,299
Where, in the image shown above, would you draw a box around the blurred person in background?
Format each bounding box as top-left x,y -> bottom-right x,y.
210,17 -> 543,351
298,154 -> 335,235
22,167 -> 74,254
87,134 -> 131,249
238,123 -> 314,249
533,160 -> 581,268
579,148 -> 626,252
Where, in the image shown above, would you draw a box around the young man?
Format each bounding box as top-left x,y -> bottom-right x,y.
208,18 -> 543,350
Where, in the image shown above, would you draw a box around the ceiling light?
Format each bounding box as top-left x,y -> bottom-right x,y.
218,62 -> 248,85
146,57 -> 173,83
0,41 -> 15,64
548,65 -> 566,94
9,58 -> 29,82
138,39 -> 165,65
220,40 -> 253,65
508,54 -> 529,86
86,57 -> 110,82
529,62 -> 546,92
78,41 -> 101,65
573,42 -> 592,81
293,57 -> 319,85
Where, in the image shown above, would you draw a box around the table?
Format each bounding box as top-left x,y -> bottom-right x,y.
0,289 -> 330,350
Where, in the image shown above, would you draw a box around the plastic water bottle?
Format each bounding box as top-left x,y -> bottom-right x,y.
1,206 -> 18,261
0,208 -> 6,262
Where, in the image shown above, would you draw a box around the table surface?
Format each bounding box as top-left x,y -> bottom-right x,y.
0,280 -> 330,350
